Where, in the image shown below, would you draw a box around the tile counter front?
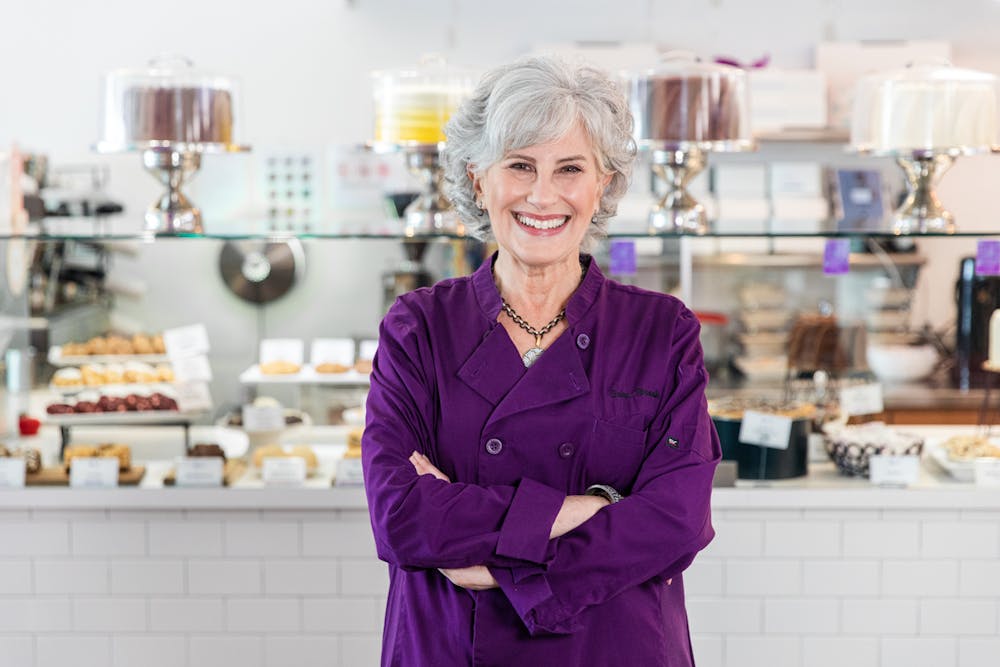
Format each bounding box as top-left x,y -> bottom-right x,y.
1,434 -> 998,667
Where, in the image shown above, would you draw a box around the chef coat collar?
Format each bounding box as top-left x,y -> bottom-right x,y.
471,251 -> 604,324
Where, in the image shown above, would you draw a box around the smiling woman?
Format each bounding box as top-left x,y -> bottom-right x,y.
362,54 -> 721,667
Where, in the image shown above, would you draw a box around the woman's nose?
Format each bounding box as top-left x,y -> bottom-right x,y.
525,173 -> 558,208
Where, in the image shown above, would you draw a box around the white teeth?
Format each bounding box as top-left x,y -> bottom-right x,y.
515,213 -> 568,230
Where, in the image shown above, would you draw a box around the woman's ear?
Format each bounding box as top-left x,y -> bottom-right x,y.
467,166 -> 482,198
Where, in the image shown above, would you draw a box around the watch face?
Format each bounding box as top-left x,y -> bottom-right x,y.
5,239 -> 30,297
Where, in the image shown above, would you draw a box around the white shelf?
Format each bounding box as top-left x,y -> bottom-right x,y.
239,365 -> 371,386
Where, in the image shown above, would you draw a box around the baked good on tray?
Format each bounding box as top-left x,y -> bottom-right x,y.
260,360 -> 301,375
252,444 -> 318,472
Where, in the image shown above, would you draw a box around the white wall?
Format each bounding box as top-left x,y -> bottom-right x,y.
4,0 -> 1000,403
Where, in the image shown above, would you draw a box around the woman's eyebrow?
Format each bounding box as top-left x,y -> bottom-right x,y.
503,154 -> 587,163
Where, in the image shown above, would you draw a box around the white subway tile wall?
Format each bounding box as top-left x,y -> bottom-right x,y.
1,507 -> 998,666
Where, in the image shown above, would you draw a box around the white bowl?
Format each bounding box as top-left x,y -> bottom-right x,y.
866,344 -> 938,383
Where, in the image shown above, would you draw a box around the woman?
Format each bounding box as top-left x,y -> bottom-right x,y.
362,55 -> 720,666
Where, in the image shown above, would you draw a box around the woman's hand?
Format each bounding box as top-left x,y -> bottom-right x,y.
410,451 -> 450,482
439,565 -> 499,590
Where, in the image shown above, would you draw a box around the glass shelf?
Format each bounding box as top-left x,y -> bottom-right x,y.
2,217 -> 1000,241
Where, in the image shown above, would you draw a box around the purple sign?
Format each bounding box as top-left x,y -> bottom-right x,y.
823,239 -> 850,275
976,240 -> 1000,276
609,240 -> 637,276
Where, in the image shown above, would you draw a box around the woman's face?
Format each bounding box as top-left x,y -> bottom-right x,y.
474,122 -> 611,269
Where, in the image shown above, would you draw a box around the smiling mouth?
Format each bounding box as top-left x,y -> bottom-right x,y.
514,213 -> 570,230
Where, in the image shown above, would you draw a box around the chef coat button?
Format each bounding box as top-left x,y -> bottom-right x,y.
558,442 -> 575,458
576,333 -> 590,350
485,438 -> 503,455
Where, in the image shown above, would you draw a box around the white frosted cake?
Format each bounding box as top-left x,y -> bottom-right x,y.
851,64 -> 998,152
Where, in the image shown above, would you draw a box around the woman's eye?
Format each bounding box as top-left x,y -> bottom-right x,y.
561,164 -> 583,174
509,162 -> 533,171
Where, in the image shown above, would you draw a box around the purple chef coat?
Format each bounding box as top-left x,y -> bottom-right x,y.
363,254 -> 720,667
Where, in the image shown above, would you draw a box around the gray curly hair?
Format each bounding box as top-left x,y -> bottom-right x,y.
442,55 -> 636,248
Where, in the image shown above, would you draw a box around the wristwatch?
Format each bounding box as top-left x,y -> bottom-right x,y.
586,484 -> 623,504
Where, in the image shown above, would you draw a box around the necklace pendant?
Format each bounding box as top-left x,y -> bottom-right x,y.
522,347 -> 544,368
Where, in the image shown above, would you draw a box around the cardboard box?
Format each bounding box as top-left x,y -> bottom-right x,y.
748,69 -> 827,133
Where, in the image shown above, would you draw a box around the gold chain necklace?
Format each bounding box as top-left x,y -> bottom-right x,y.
500,300 -> 566,368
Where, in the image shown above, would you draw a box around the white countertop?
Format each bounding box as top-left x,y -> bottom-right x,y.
2,424 -> 998,510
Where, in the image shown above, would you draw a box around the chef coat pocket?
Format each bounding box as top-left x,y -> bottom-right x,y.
586,418 -> 648,491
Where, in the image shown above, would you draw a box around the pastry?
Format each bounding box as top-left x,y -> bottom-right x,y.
315,362 -> 351,374
152,335 -> 166,354
354,359 -> 373,374
252,444 -> 318,472
131,334 -> 154,355
942,435 -> 1000,461
98,444 -> 131,471
189,443 -> 226,460
260,360 -> 301,375
20,449 -> 42,474
155,364 -> 175,382
103,363 -> 124,384
344,428 -> 364,460
123,361 -> 157,383
53,368 -> 84,387
80,364 -> 105,386
63,445 -> 98,468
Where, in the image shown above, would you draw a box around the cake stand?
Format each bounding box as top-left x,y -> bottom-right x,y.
369,142 -> 462,236
97,141 -> 250,235
646,139 -> 753,235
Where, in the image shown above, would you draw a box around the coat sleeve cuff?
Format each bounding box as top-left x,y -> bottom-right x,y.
494,478 -> 564,564
490,566 -> 583,636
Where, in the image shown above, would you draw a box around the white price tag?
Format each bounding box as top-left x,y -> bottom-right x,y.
69,458 -> 119,488
175,457 -> 224,487
738,411 -> 793,450
242,405 -> 285,432
171,355 -> 213,383
260,339 -> 304,365
262,457 -> 307,486
0,458 -> 27,488
840,383 -> 884,417
163,324 -> 211,359
973,458 -> 1000,487
335,458 -> 365,486
311,338 -> 355,366
869,455 -> 920,487
174,382 -> 213,413
358,339 -> 379,362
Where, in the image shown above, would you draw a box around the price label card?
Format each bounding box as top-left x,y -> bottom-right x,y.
262,457 -> 307,486
0,458 -> 27,488
869,454 -> 920,487
260,339 -> 304,365
840,383 -> 884,416
171,355 -> 213,383
175,457 -> 224,487
823,238 -> 851,275
311,338 -> 355,366
974,458 -> 1000,487
163,324 -> 211,359
69,458 -> 119,488
358,339 -> 379,362
976,239 -> 1000,276
335,458 -> 365,486
242,405 -> 285,432
738,411 -> 793,450
609,240 -> 638,276
175,381 -> 214,413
